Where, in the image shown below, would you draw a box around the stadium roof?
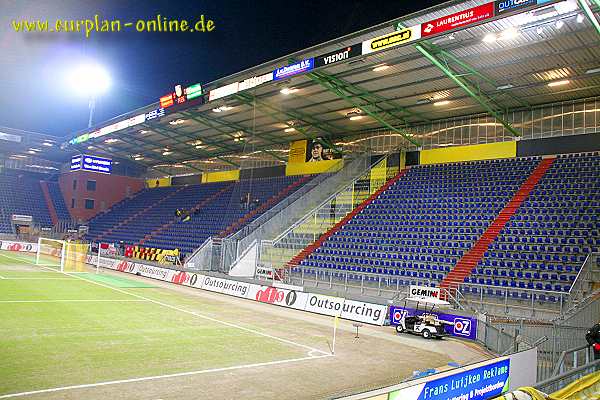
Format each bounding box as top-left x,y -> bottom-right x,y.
62,0 -> 600,174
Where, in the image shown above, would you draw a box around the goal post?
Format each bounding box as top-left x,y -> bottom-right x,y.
36,237 -> 65,269
36,238 -> 91,273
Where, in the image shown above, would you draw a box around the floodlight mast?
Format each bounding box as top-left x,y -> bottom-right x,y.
88,97 -> 95,128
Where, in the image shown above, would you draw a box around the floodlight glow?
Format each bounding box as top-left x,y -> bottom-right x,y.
67,63 -> 111,97
548,79 -> 570,87
500,28 -> 519,40
483,33 -> 497,43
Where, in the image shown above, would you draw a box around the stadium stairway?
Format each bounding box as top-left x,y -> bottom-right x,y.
39,181 -> 59,225
218,175 -> 312,238
95,185 -> 187,242
139,184 -> 234,245
440,157 -> 556,292
287,169 -> 408,268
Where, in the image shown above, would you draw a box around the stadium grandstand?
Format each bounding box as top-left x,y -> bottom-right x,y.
1,0 -> 599,399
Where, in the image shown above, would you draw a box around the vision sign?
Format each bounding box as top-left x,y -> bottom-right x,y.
314,45 -> 361,68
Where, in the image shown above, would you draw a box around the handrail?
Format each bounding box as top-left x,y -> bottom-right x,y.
271,153 -> 387,245
568,254 -> 591,296
225,154 -> 365,242
551,343 -> 593,377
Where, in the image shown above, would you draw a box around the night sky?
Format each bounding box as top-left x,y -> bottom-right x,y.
0,0 -> 445,137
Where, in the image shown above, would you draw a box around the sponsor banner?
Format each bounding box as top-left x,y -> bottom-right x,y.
408,285 -> 441,301
255,266 -> 274,279
421,3 -> 494,37
495,0 -> 537,14
92,257 -> 387,326
314,45 -> 361,68
135,263 -> 174,281
11,214 -> 33,223
390,306 -> 478,340
238,72 -> 273,91
362,26 -> 421,54
209,81 -> 239,102
340,299 -> 387,325
202,276 -> 249,298
247,285 -> 308,310
388,358 -> 510,400
0,241 -> 37,252
305,293 -> 345,317
273,58 -> 314,81
171,271 -> 205,289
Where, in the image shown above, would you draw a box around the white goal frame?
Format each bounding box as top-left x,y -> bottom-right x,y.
36,238 -> 95,273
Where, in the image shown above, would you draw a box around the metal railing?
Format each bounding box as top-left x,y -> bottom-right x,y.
259,154 -> 399,270
535,345 -> 600,394
562,253 -> 598,314
220,151 -> 379,272
184,237 -> 214,271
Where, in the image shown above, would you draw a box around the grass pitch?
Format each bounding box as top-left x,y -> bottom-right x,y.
0,250 -> 317,398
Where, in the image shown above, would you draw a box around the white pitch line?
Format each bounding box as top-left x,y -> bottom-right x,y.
0,299 -> 148,303
0,252 -> 331,356
0,277 -> 76,280
0,353 -> 333,399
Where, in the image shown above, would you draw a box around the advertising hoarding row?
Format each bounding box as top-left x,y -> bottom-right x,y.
87,255 -> 388,325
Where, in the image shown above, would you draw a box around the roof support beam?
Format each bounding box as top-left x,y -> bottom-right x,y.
393,22 -> 521,137
414,44 -> 521,137
304,71 -> 422,147
233,92 -> 338,152
422,43 -> 530,108
577,0 -> 600,36
147,125 -> 240,167
180,111 -> 287,162
293,55 -> 430,124
117,134 -> 208,172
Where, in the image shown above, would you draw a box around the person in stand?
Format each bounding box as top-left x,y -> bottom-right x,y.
585,321 -> 600,360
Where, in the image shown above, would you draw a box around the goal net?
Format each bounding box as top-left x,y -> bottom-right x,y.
36,238 -> 91,273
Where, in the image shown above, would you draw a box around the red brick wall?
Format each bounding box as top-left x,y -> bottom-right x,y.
58,171 -> 144,222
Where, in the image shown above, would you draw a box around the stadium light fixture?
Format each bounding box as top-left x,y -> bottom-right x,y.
280,87 -> 298,95
536,27 -> 544,35
284,127 -> 296,132
548,79 -> 570,87
42,142 -> 53,147
496,84 -> 514,90
27,150 -> 36,154
372,65 -> 389,72
555,19 -> 564,29
483,33 -> 497,43
67,63 -> 111,97
500,28 -> 519,40
576,14 -> 584,23
349,115 -> 363,121
67,62 -> 111,128
433,100 -> 450,106
416,98 -> 432,105
162,151 -> 172,155
586,67 -> 600,74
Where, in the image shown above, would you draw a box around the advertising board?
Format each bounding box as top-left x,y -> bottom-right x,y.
390,306 -> 478,340
421,3 -> 494,37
